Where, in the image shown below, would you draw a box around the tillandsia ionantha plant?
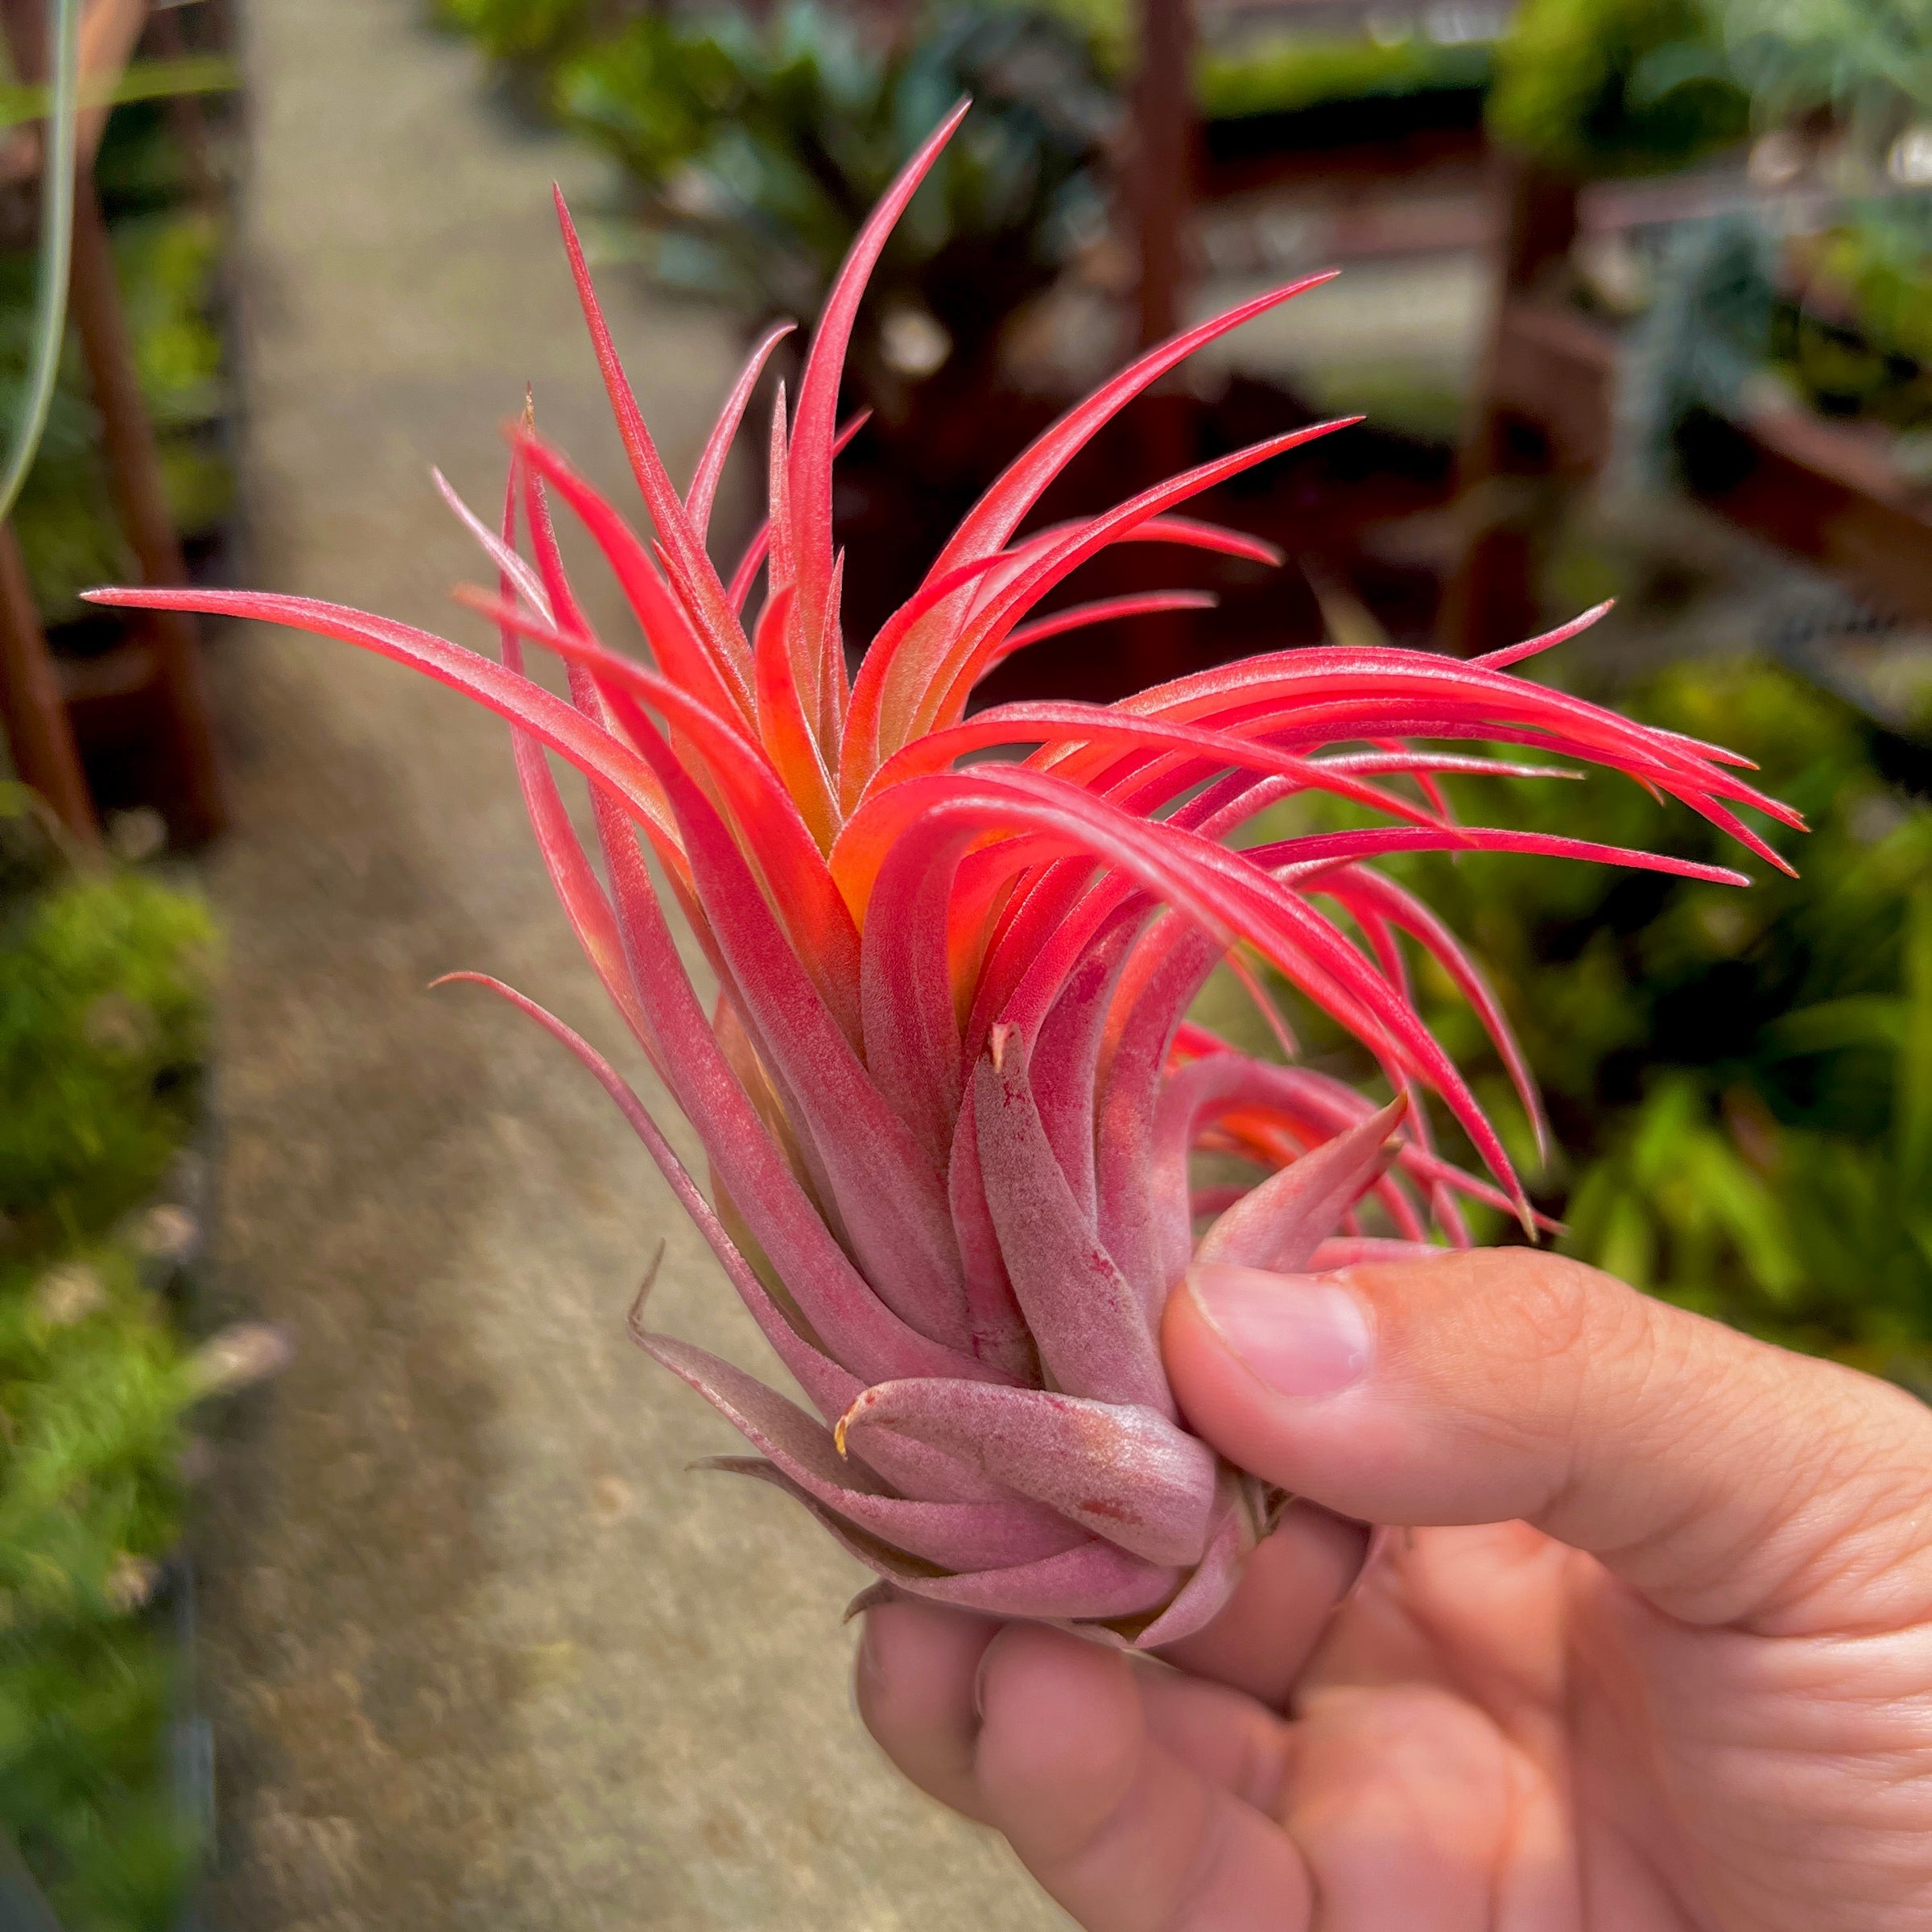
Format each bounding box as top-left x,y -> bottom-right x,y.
88,105 -> 1798,1646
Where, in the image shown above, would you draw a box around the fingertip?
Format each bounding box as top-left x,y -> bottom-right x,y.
856,1600 -> 1001,1820
1161,1263 -> 1249,1422
859,1597 -> 997,1693
976,1624 -> 1144,1850
1162,1265 -> 1357,1494
980,1624 -> 1319,1931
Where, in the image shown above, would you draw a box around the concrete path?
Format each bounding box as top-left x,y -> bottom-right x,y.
195,3 -> 1063,1926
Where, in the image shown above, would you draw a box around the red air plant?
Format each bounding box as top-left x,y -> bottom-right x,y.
90,105 -> 1799,1646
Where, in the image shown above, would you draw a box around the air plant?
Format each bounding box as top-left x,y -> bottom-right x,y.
89,104 -> 1798,1646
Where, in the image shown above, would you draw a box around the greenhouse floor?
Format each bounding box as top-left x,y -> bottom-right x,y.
191,2 -> 1063,1926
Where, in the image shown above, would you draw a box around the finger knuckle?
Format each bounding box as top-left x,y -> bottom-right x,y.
1476,1250 -> 1632,1395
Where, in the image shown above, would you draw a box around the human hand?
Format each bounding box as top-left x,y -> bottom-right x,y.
856,1249 -> 1932,1930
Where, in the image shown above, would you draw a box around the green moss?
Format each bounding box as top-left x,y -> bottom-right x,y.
0,1245 -> 190,1624
1,1620 -> 196,1932
1198,33 -> 1492,123
0,802 -> 214,1927
0,870 -> 214,1252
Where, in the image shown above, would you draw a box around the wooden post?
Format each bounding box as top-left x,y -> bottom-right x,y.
1131,0 -> 1193,353
0,0 -> 96,838
1123,0 -> 1197,684
1439,156 -> 1581,655
68,168 -> 226,840
0,526 -> 97,836
146,0 -> 222,212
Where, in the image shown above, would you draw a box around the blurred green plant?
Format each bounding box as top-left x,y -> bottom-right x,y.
0,52 -> 237,133
448,0 -> 1488,99
0,836 -> 213,1249
994,0 -> 1133,74
1609,194 -> 1932,478
1793,196 -> 1932,397
1494,0 -> 1932,442
1722,0 -> 1932,138
91,94 -> 216,213
1614,210 -> 1778,488
433,0 -> 601,64
1538,688 -> 1932,1376
1488,0 -> 1932,181
1488,0 -> 1749,173
553,2 -> 1111,382
0,791 -> 216,1928
0,1243 -> 200,1932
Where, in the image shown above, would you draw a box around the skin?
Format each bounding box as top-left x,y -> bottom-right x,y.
855,1249 -> 1932,1930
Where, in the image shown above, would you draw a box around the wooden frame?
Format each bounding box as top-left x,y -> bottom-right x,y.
0,0 -> 225,844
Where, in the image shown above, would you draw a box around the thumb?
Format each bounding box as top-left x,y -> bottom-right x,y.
1164,1247 -> 1932,1633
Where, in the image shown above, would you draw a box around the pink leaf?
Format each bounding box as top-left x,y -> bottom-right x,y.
839,1377 -> 1219,1565
687,319 -> 794,542
1197,1096 -> 1408,1273
975,1024 -> 1171,1414
1135,1481 -> 1257,1649
638,1332 -> 1080,1567
552,188 -> 747,670
788,100 -> 971,683
512,427 -> 755,725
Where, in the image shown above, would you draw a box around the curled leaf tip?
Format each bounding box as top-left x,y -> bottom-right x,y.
844,1581 -> 898,1622
627,1241 -> 668,1341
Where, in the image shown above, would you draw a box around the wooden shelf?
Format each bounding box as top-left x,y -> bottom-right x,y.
1450,162 -> 1932,651
1199,96 -> 1487,201
1690,406 -> 1932,625
1468,287 -> 1932,635
1488,300 -> 1617,473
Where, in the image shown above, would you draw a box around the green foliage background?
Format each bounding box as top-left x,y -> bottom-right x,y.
1195,34 -> 1492,123
0,799 -> 214,1929
1488,0 -> 1750,173
436,0 -> 599,65
530,0 -> 1117,402
1217,659 -> 1932,1385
